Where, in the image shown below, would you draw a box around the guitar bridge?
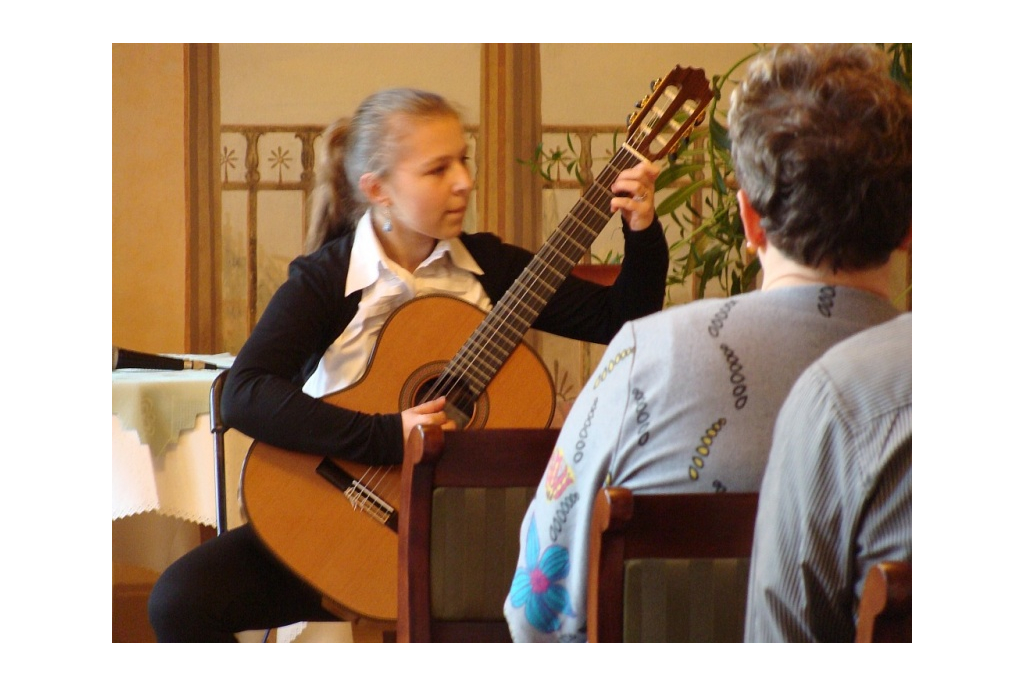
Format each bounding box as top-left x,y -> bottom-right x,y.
315,458 -> 398,532
344,480 -> 395,525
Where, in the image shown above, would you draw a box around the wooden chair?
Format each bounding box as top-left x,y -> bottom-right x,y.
587,486 -> 760,642
209,370 -> 231,536
572,263 -> 620,286
398,424 -> 559,642
856,561 -> 912,642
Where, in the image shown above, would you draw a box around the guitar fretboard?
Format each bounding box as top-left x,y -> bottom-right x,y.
427,64 -> 712,425
431,144 -> 643,418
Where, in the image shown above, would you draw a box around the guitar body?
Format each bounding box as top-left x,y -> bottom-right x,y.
240,295 -> 556,623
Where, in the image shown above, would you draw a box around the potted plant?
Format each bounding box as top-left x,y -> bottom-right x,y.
527,43 -> 912,306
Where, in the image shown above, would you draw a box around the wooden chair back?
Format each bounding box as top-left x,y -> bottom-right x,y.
587,486 -> 759,642
572,263 -> 620,286
397,424 -> 558,642
856,561 -> 912,642
209,370 -> 231,536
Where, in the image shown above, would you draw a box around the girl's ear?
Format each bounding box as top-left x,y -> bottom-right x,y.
359,172 -> 387,205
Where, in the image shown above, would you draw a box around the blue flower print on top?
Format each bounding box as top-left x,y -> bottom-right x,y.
509,515 -> 574,633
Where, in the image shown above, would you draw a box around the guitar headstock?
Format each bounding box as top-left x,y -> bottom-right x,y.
626,65 -> 713,162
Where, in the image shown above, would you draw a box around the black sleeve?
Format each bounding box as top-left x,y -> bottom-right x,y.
533,218 -> 668,343
221,242 -> 403,466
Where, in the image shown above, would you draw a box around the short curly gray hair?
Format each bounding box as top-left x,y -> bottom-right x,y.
728,44 -> 912,271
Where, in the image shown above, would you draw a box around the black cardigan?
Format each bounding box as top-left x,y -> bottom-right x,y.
222,219 -> 668,465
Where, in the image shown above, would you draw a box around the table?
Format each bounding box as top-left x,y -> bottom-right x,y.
112,354 -> 247,529
111,355 -> 351,642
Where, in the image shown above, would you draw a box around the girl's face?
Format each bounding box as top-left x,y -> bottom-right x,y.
382,115 -> 472,242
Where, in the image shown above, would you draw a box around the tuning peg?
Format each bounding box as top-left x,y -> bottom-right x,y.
650,77 -> 662,92
695,111 -> 707,126
635,95 -> 650,109
627,111 -> 637,127
671,129 -> 692,153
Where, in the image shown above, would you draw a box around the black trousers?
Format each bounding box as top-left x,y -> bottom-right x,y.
147,523 -> 339,642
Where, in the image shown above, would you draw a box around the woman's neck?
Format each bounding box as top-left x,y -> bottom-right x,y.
758,244 -> 892,300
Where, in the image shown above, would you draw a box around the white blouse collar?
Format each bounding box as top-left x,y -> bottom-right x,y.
345,211 -> 482,296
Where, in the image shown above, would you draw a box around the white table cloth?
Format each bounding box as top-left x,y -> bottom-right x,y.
111,354 -> 351,641
112,354 -> 247,527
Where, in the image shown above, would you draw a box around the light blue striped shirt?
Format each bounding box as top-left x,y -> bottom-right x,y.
744,313 -> 912,642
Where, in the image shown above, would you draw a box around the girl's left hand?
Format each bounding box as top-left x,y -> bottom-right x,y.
610,161 -> 660,232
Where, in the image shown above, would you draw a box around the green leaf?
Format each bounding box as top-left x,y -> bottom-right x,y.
709,118 -> 731,153
742,258 -> 762,288
655,178 -> 712,216
656,163 -> 706,189
709,163 -> 729,196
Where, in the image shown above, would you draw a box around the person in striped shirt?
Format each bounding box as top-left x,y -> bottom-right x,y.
744,313 -> 912,642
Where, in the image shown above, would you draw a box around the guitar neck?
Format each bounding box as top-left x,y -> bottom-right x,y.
436,144 -> 644,413
429,65 -> 712,424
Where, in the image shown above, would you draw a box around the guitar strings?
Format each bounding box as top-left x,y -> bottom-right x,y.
477,92 -> 697,370
427,121 -> 656,405
425,75 -> 705,412
425,120 -> 658,410
426,151 -> 631,405
353,463 -> 397,518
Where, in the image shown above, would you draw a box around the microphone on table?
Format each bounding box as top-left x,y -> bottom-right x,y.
112,345 -> 227,371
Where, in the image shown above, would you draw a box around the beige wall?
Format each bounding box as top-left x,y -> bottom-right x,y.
216,43 -> 754,125
219,43 -> 482,125
540,43 -> 754,125
112,43 -> 188,353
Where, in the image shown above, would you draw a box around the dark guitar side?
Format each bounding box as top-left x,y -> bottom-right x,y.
240,294 -> 556,623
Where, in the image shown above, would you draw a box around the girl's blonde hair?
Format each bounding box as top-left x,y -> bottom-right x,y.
305,88 -> 462,253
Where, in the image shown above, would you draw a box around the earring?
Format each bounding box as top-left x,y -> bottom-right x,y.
745,241 -> 758,255
382,207 -> 392,233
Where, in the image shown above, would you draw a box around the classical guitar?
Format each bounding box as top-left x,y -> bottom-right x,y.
240,65 -> 713,623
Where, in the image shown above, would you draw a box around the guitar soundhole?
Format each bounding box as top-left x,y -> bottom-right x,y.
401,361 -> 489,428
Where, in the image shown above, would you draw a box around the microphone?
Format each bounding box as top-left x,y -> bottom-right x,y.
112,346 -> 227,371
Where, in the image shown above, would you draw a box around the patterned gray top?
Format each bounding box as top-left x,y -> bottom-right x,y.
504,285 -> 900,642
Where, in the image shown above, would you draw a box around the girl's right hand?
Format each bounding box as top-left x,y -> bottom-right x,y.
401,396 -> 457,445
